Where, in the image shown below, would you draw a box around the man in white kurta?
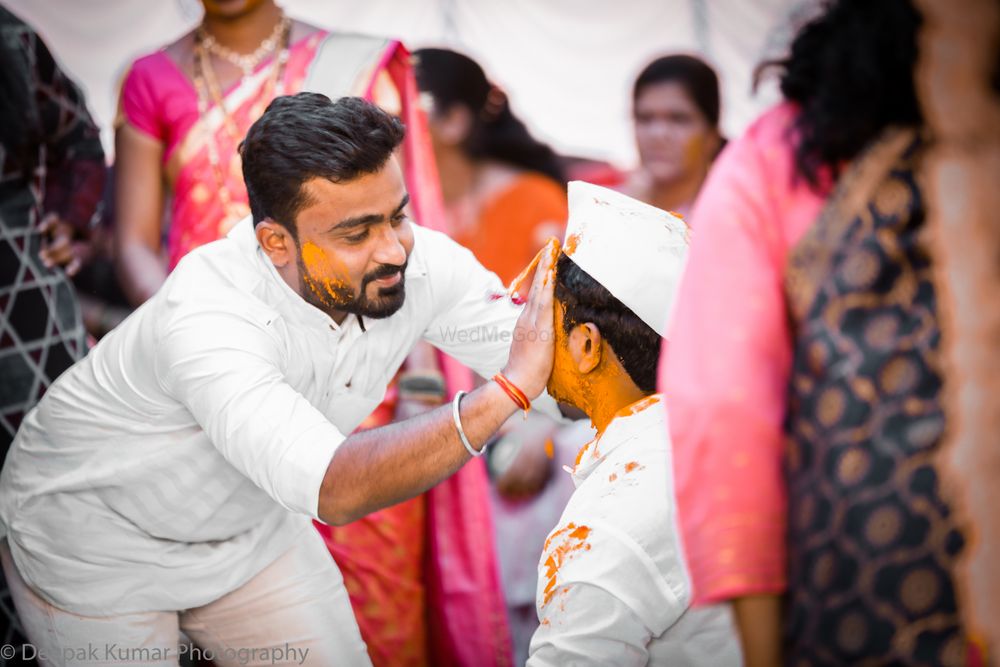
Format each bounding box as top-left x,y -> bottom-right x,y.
0,94 -> 562,665
528,182 -> 741,666
0,218 -> 523,616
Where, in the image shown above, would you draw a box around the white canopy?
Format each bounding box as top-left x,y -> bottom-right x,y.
4,0 -> 818,166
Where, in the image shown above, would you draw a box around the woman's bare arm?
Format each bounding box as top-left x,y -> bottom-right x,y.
114,123 -> 168,306
732,594 -> 783,667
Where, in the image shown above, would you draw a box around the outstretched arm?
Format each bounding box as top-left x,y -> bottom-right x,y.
319,380 -> 516,524
317,238 -> 560,524
162,236 -> 558,526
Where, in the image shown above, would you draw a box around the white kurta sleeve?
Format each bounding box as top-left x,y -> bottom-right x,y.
418,227 -> 561,417
418,227 -> 519,376
528,581 -> 652,667
156,306 -> 346,519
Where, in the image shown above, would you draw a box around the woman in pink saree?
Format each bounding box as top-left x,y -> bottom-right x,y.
115,2 -> 511,665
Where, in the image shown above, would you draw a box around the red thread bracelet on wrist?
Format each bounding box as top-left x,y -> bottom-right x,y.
493,373 -> 531,416
494,373 -> 529,408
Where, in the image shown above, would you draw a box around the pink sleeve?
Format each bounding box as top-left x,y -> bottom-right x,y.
119,55 -> 167,142
660,104 -> 824,604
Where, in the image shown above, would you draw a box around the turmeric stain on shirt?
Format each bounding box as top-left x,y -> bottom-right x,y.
617,394 -> 661,418
563,233 -> 581,256
542,523 -> 592,606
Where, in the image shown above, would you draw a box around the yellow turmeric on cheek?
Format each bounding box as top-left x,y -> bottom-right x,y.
300,241 -> 352,305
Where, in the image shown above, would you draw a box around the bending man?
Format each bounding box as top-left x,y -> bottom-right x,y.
0,93 -> 558,666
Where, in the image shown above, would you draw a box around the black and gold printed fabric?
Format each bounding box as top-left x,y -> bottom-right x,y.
781,129 -> 968,666
0,6 -> 104,454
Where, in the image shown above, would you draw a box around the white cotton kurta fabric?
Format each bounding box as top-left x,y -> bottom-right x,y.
529,395 -> 742,666
0,217 -> 549,616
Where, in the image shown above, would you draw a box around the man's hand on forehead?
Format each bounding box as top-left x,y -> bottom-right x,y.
491,240 -> 560,306
500,238 -> 561,399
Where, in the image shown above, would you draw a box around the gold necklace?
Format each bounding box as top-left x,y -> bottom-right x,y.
192,21 -> 291,230
198,15 -> 290,81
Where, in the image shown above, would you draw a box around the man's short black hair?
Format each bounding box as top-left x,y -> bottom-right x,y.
555,253 -> 661,393
239,93 -> 405,236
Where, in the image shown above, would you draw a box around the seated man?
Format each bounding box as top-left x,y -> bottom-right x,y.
528,182 -> 741,666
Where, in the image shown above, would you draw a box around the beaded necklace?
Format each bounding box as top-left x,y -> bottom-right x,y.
199,15 -> 290,81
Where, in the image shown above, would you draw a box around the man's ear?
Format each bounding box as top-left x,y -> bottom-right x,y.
568,322 -> 603,374
256,219 -> 295,268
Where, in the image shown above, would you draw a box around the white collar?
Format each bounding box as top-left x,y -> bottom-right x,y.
566,394 -> 666,487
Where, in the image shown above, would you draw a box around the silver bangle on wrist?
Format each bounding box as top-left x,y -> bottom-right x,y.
451,390 -> 484,457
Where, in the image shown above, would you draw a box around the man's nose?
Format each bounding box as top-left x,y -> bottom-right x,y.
372,222 -> 407,267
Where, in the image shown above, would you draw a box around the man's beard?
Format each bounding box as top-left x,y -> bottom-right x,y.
297,254 -> 408,320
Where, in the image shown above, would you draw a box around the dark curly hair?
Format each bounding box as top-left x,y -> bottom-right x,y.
761,0 -> 924,187
239,93 -> 405,236
555,254 -> 660,393
414,48 -> 564,184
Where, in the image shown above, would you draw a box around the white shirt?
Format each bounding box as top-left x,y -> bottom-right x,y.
528,395 -> 742,666
0,218 -> 540,615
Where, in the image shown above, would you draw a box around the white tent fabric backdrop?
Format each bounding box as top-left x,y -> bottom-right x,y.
3,0 -> 817,166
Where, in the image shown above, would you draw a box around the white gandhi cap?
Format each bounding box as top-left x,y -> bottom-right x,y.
561,181 -> 690,338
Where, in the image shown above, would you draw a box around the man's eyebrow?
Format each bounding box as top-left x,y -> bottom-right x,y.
392,193 -> 410,217
329,193 -> 410,233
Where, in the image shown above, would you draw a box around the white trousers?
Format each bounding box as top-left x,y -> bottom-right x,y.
0,532 -> 372,667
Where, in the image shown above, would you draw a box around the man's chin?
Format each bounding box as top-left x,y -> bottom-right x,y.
359,288 -> 406,319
